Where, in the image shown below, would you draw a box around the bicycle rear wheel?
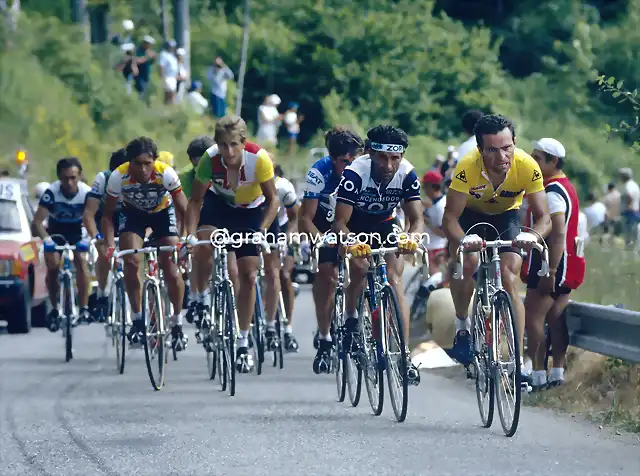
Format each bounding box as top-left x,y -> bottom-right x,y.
252,281 -> 265,375
471,288 -> 494,428
63,275 -> 73,362
382,286 -> 409,423
142,281 -> 166,391
359,293 -> 383,416
493,290 -> 521,437
332,287 -> 347,403
115,279 -> 127,375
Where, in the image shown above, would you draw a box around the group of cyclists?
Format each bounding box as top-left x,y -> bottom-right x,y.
28,109 -> 582,392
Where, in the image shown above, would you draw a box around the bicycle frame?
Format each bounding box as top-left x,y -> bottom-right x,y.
54,244 -> 78,321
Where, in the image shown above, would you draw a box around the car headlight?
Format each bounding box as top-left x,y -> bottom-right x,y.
0,259 -> 13,277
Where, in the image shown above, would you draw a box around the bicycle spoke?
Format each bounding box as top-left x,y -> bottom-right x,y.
143,282 -> 165,391
383,287 -> 409,423
359,295 -> 384,416
472,293 -> 494,428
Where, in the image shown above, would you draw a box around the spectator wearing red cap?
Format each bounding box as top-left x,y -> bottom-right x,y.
422,170 -> 448,271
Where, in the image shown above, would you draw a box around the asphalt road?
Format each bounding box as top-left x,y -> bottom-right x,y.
1,285 -> 639,476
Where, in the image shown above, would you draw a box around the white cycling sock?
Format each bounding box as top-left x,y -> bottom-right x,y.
319,333 -> 332,342
549,367 -> 564,382
285,325 -> 293,334
132,311 -> 142,322
201,288 -> 211,303
238,329 -> 249,348
455,316 -> 471,332
197,292 -> 204,303
172,312 -> 183,326
266,319 -> 276,330
189,289 -> 197,302
97,287 -> 106,298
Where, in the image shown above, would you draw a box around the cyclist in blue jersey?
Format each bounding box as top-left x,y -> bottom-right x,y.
318,125 -> 424,385
298,127 -> 365,369
83,148 -> 129,320
32,158 -> 92,332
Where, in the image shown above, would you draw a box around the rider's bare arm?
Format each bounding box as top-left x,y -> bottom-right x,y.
299,199 -> 321,236
101,195 -> 119,249
403,200 -> 424,237
32,206 -> 50,240
259,178 -> 280,231
286,203 -> 300,235
170,190 -> 188,237
526,190 -> 552,241
442,189 -> 469,245
83,197 -> 101,239
185,178 -> 209,235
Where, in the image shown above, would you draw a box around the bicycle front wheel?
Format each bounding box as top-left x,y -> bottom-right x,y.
273,292 -> 285,370
142,281 -> 166,391
63,275 -> 73,362
252,281 -> 265,376
493,290 -> 521,437
223,281 -> 237,396
382,286 -> 409,423
115,279 -> 128,375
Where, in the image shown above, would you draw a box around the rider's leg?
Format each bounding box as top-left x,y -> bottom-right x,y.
234,250 -> 260,372
73,252 -> 91,316
280,254 -> 299,351
263,251 -> 281,332
44,250 -> 61,331
313,252 -> 338,338
120,231 -> 144,340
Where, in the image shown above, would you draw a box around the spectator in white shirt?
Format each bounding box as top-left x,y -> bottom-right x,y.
158,39 -> 179,104
283,102 -> 304,155
583,192 -> 606,232
256,94 -> 282,146
457,109 -> 484,160
618,167 -> 640,244
185,81 -> 208,115
175,48 -> 189,102
206,56 -> 234,118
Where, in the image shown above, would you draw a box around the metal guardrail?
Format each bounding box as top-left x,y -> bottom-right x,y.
564,301 -> 640,363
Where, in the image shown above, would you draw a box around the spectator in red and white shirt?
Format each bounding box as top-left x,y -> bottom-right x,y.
522,138 -> 586,391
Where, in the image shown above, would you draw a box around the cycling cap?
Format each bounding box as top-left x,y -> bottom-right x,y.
532,138 -> 565,159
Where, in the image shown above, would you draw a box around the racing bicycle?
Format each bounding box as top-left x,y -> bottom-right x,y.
453,225 -> 549,437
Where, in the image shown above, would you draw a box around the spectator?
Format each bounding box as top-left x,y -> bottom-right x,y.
115,42 -> 138,95
283,102 -> 304,155
134,36 -> 157,101
583,191 -> 606,231
206,56 -> 234,118
185,81 -> 208,115
111,19 -> 135,46
618,167 -> 640,244
256,94 -> 282,147
602,181 -> 621,238
175,48 -> 189,102
158,39 -> 178,105
457,109 -> 484,160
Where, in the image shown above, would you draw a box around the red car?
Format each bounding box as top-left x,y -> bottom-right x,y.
0,178 -> 49,333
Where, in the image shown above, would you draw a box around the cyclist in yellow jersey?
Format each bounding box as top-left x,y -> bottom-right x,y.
185,115 -> 280,373
442,114 -> 551,369
101,137 -> 189,350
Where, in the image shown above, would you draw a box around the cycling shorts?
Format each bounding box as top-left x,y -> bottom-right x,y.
118,204 -> 179,240
458,208 -> 520,254
47,222 -> 83,250
526,251 -> 571,298
198,190 -> 264,259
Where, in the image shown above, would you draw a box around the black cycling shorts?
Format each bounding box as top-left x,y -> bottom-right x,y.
526,251 -> 571,298
48,222 -> 83,248
95,207 -> 121,238
458,208 -> 520,254
118,205 -> 179,240
198,190 -> 264,259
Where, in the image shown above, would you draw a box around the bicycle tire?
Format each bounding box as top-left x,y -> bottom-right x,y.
359,293 -> 383,416
64,275 -> 73,362
492,290 -> 522,437
223,281 -> 237,396
216,282 -> 227,391
273,294 -> 285,369
382,286 -> 409,423
332,287 -> 347,403
409,292 -> 428,323
251,281 -> 265,375
142,280 -> 166,391
345,337 -> 362,407
116,279 -> 127,375
471,285 -> 494,428
205,277 -> 217,380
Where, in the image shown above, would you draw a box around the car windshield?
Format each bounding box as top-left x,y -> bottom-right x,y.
0,199 -> 22,232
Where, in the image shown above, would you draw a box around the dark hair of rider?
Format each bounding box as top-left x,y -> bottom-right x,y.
324,126 -> 364,159
125,136 -> 159,162
187,136 -> 215,161
274,164 -> 284,177
366,124 -> 409,149
56,157 -> 83,176
461,109 -> 484,135
109,148 -> 129,171
474,114 -> 515,148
